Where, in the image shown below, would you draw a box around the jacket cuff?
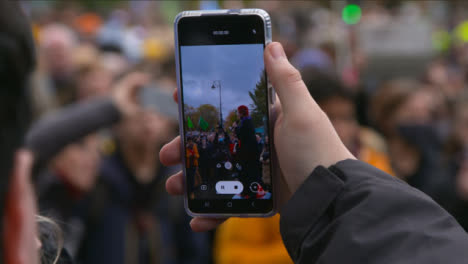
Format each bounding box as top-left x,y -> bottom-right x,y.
279,165 -> 345,260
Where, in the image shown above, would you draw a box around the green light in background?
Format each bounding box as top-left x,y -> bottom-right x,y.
342,4 -> 362,25
455,21 -> 468,44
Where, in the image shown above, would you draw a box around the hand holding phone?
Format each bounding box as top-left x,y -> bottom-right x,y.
161,42 -> 355,230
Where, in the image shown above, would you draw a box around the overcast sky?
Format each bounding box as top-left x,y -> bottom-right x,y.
181,44 -> 264,117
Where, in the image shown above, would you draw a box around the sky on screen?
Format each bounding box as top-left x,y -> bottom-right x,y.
181,44 -> 264,116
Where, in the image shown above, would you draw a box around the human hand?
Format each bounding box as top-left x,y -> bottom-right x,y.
160,42 -> 355,232
112,72 -> 149,118
265,43 -> 355,193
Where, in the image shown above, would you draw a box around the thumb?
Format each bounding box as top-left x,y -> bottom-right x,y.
264,42 -> 318,115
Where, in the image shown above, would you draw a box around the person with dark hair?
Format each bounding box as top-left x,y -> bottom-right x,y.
234,105 -> 262,198
370,78 -> 454,210
0,1 -> 41,263
443,93 -> 468,231
301,67 -> 393,174
198,137 -> 214,184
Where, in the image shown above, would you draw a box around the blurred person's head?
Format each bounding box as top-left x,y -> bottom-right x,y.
372,79 -> 433,138
115,109 -> 175,151
237,105 -> 249,118
372,79 -> 437,180
302,67 -> 359,151
454,97 -> 468,149
424,59 -> 464,99
38,23 -> 77,78
425,59 -> 449,87
208,133 -> 215,143
72,42 -> 99,69
453,43 -> 468,68
76,59 -> 114,100
0,1 -> 39,263
446,93 -> 468,156
99,52 -> 130,78
51,135 -> 100,193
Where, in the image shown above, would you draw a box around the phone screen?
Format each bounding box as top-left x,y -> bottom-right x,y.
177,14 -> 273,214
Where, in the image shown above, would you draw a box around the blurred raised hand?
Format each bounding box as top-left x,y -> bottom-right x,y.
112,72 -> 149,118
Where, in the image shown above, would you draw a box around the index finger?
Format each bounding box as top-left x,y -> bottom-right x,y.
264,42 -> 318,115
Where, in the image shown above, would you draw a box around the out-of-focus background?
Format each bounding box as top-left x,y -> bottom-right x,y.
21,0 -> 468,263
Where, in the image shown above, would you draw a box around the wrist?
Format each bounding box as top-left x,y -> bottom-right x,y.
287,150 -> 355,195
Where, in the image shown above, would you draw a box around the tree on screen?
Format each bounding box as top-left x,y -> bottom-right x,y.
224,109 -> 238,129
196,104 -> 219,130
249,71 -> 267,127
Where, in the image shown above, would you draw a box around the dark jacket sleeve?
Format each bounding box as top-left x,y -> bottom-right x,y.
24,97 -> 121,165
280,159 -> 468,264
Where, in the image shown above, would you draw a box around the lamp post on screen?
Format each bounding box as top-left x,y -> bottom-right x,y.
211,80 -> 223,128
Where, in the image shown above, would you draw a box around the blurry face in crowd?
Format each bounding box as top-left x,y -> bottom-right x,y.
208,134 -> 215,143
454,44 -> 468,68
427,61 -> 449,86
43,45 -> 74,77
52,135 -> 100,192
426,61 -> 464,99
3,151 -> 39,264
320,96 -> 359,151
454,104 -> 468,148
77,65 -> 114,100
389,137 -> 421,180
40,25 -> 76,78
117,110 -> 173,149
393,89 -> 433,126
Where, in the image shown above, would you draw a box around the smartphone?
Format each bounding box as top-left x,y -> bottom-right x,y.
174,9 -> 276,217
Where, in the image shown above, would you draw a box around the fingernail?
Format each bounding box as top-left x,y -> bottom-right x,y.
270,43 -> 286,59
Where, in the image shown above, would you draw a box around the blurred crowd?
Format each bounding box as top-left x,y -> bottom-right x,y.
16,0 -> 468,263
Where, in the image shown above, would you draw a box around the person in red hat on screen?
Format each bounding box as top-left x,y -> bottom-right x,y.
234,105 -> 262,198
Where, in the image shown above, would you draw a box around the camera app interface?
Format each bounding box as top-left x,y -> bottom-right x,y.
181,44 -> 272,201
